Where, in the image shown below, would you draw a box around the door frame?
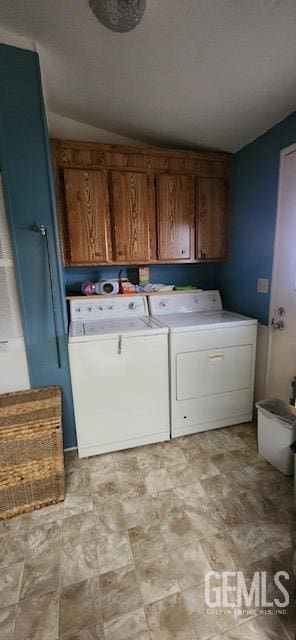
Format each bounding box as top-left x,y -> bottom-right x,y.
264,141 -> 296,397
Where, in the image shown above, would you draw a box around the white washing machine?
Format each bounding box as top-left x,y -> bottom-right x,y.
148,291 -> 258,438
68,296 -> 170,457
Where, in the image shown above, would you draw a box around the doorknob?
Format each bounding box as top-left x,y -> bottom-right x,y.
277,307 -> 286,317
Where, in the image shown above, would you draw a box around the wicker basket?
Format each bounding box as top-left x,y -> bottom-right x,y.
0,386 -> 65,519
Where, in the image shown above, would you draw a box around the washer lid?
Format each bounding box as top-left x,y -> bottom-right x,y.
69,316 -> 168,342
153,310 -> 258,332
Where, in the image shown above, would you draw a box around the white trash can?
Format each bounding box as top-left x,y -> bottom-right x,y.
256,399 -> 296,476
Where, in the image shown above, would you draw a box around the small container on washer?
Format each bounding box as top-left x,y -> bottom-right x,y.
81,281 -> 96,295
95,280 -> 119,295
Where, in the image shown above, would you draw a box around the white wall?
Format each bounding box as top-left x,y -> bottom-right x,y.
48,112 -> 147,146
0,175 -> 30,393
0,27 -> 35,51
0,30 -> 147,148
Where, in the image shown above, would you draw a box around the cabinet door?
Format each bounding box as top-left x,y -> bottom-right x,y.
197,177 -> 228,260
157,174 -> 195,260
63,168 -> 112,264
111,171 -> 156,262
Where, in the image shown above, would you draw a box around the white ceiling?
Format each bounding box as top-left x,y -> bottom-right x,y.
1,0 -> 296,152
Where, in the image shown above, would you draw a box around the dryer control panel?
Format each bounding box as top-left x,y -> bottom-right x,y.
148,290 -> 223,315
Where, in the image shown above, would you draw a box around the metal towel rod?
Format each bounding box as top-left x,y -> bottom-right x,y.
32,223 -> 62,368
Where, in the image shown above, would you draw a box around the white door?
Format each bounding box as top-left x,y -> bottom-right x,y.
0,174 -> 30,393
266,144 -> 296,402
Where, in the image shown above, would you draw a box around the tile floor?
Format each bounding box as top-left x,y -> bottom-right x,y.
0,423 -> 295,640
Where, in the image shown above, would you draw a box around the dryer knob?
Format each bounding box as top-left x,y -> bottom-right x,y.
160,301 -> 167,307
128,303 -> 136,310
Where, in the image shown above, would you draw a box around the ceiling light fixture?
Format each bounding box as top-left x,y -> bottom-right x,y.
88,0 -> 146,33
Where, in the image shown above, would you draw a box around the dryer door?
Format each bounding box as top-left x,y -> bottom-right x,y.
176,344 -> 252,400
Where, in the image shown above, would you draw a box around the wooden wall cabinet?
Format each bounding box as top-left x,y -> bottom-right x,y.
197,177 -> 228,260
52,139 -> 232,266
157,174 -> 195,261
110,170 -> 157,262
63,168 -> 112,264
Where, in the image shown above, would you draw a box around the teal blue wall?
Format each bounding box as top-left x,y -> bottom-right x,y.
0,43 -> 76,448
219,112 -> 296,325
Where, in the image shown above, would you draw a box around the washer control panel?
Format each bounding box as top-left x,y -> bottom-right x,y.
70,295 -> 148,322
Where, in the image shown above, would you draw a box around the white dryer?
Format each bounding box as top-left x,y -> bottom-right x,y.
148,291 -> 258,438
68,296 -> 170,457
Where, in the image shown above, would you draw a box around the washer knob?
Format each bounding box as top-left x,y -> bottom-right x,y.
128,302 -> 136,310
160,301 -> 167,307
